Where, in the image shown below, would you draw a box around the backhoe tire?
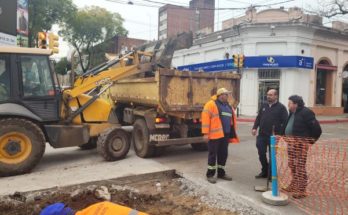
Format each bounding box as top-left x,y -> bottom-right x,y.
0,118 -> 45,177
132,119 -> 155,158
79,137 -> 97,150
97,128 -> 130,161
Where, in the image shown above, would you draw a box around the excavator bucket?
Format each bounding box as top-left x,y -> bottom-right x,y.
138,32 -> 193,69
85,32 -> 193,77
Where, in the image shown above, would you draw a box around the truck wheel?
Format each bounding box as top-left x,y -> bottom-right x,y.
132,119 -> 154,158
97,128 -> 130,161
79,137 -> 97,150
0,118 -> 45,177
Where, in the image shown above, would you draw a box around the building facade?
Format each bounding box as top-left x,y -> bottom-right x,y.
158,0 -> 214,40
0,0 -> 29,47
172,8 -> 348,116
106,35 -> 146,55
88,35 -> 146,69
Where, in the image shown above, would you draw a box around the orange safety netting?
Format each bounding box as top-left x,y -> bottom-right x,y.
276,136 -> 348,215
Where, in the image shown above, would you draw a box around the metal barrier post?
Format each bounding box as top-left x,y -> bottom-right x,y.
270,135 -> 279,196
261,135 -> 289,206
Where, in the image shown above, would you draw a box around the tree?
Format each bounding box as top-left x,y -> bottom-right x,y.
60,6 -> 128,73
29,0 -> 77,47
318,0 -> 348,18
54,57 -> 71,75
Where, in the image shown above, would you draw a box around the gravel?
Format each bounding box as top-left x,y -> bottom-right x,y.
175,178 -> 264,215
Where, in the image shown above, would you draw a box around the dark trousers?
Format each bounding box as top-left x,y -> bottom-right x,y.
256,135 -> 271,175
206,134 -> 229,177
287,141 -> 309,192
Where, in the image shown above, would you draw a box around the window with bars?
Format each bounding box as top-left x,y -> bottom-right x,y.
258,69 -> 281,80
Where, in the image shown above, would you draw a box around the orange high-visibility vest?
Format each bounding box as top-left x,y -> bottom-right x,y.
201,95 -> 239,143
76,201 -> 149,215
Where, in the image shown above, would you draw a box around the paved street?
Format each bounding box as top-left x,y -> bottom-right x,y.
0,122 -> 347,214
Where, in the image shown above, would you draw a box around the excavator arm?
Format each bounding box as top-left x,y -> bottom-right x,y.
64,51 -> 153,98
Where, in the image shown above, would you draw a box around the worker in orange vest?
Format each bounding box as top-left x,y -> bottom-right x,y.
76,201 -> 148,215
40,201 -> 149,215
201,88 -> 239,184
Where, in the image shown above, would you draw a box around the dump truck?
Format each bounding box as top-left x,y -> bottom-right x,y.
99,33 -> 241,158
101,33 -> 241,158
108,69 -> 241,158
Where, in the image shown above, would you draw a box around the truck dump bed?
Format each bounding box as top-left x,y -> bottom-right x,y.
109,69 -> 240,119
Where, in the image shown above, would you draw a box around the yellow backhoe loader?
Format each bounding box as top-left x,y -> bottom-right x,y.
0,32 -> 192,176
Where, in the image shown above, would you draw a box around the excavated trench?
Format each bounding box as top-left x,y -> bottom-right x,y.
0,170 -> 239,215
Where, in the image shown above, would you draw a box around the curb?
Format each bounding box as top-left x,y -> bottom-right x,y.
318,119 -> 348,124
237,118 -> 348,124
237,118 -> 255,123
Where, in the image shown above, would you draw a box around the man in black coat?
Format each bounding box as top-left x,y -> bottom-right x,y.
252,89 -> 288,178
283,95 -> 322,199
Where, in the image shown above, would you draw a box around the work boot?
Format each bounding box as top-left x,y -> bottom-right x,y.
255,172 -> 267,179
218,174 -> 232,181
207,176 -> 217,184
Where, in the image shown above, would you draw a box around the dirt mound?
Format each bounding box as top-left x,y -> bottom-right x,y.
0,176 -> 237,215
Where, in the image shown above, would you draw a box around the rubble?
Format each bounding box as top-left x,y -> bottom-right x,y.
94,186 -> 111,201
0,175 -> 262,215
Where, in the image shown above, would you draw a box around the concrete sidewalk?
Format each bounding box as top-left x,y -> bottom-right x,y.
237,114 -> 348,124
0,151 -> 171,195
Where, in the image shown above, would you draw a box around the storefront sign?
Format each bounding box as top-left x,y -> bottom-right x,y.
178,59 -> 233,72
177,56 -> 314,72
245,56 -> 314,69
0,32 -> 17,46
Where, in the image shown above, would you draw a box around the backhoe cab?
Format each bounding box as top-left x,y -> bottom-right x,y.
0,47 -> 133,177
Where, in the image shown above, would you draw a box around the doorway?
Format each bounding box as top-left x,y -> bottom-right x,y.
258,69 -> 280,109
316,60 -> 335,106
343,64 -> 348,113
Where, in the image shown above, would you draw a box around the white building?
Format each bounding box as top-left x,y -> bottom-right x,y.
172,7 -> 348,116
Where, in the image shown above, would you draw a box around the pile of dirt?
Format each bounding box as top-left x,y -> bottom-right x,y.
0,176 -> 238,215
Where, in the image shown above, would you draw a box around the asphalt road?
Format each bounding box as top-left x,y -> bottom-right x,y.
1,122 -> 347,214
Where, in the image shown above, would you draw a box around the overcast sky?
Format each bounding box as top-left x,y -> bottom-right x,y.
52,0 -> 348,59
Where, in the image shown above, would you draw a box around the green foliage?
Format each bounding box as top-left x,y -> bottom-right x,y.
60,6 -> 128,73
28,0 -> 76,47
54,57 -> 70,75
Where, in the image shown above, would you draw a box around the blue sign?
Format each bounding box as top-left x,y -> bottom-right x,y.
177,56 -> 314,72
177,59 -> 233,72
244,56 -> 314,69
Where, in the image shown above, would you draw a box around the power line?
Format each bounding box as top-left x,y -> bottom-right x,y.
105,0 -> 161,8
225,0 -> 253,4
141,0 -> 187,7
106,0 -> 295,11
158,0 -> 189,6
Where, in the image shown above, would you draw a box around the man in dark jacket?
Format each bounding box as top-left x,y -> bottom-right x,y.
252,89 -> 288,178
283,95 -> 322,199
